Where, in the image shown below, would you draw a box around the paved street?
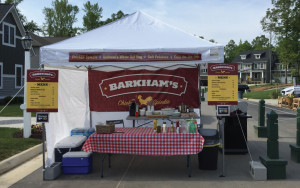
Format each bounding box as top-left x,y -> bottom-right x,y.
2,98 -> 300,188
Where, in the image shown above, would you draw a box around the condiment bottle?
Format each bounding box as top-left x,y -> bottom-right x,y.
153,119 -> 157,130
129,99 -> 136,116
162,122 -> 166,133
156,124 -> 161,133
170,122 -> 174,133
176,120 -> 180,133
193,120 -> 198,133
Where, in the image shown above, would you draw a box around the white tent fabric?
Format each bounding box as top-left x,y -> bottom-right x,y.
40,11 -> 224,66
40,11 -> 224,166
44,67 -> 90,166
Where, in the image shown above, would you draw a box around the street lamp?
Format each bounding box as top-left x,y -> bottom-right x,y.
21,31 -> 32,138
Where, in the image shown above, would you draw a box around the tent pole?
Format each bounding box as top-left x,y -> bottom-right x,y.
42,122 -> 46,180
197,64 -> 201,117
90,111 -> 92,128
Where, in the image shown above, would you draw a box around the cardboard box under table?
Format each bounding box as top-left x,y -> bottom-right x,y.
54,135 -> 87,162
62,151 -> 93,174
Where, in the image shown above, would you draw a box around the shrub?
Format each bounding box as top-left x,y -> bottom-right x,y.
3,96 -> 24,104
270,90 -> 281,99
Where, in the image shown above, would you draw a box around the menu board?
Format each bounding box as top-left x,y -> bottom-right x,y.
26,70 -> 58,112
207,63 -> 238,105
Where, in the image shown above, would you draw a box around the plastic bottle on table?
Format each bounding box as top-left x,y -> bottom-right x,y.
170,122 -> 174,133
162,122 -> 166,133
153,119 -> 157,131
156,124 -> 161,133
176,120 -> 180,133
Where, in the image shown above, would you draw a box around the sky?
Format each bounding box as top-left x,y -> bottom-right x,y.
18,0 -> 273,45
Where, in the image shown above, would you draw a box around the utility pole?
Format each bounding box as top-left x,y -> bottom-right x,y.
269,31 -> 272,84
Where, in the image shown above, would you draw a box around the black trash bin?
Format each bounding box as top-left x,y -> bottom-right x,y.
198,129 -> 220,170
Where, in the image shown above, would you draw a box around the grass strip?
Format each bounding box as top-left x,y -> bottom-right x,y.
0,128 -> 41,161
243,88 -> 281,99
0,104 -> 36,117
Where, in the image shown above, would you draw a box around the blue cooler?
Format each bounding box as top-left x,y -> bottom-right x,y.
54,135 -> 87,162
62,151 -> 93,174
70,128 -> 95,138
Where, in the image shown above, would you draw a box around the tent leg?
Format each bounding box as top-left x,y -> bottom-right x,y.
42,122 -> 46,181
219,118 -> 225,177
198,65 -> 202,117
100,153 -> 104,178
90,111 -> 92,128
187,155 -> 191,177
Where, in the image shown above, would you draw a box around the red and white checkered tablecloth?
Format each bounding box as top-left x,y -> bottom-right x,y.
82,127 -> 204,156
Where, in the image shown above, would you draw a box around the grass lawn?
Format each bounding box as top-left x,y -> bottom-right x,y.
0,104 -> 36,117
0,128 -> 41,161
243,88 -> 281,99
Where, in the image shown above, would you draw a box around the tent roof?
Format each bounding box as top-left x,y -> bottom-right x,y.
40,11 -> 224,66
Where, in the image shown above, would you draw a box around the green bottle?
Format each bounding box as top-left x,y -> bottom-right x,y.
156,124 -> 161,133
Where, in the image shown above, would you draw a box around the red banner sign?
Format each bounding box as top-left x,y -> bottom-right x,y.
89,68 -> 199,112
69,52 -> 201,62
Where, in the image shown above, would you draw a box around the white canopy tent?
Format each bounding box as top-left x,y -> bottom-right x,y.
40,11 -> 224,166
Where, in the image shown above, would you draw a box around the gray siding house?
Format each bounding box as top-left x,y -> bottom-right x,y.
232,50 -> 280,84
0,4 -> 25,100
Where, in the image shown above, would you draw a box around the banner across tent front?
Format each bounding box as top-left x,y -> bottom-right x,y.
88,68 -> 199,112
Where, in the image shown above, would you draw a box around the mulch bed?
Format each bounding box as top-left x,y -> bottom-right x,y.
251,84 -> 292,92
13,131 -> 43,140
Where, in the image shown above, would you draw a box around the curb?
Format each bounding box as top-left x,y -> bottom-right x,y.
0,143 -> 43,175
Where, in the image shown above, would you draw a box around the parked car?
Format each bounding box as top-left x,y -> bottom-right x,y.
238,84 -> 250,93
281,86 -> 295,96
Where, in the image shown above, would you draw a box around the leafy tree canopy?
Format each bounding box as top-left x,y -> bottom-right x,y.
82,1 -> 103,31
43,0 -> 79,37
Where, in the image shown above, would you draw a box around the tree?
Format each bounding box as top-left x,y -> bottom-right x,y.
251,35 -> 270,50
224,40 -> 237,63
24,20 -> 42,33
5,0 -> 41,34
99,10 -> 128,26
43,0 -> 79,37
235,40 -> 253,53
261,0 -> 300,83
82,1 -> 103,31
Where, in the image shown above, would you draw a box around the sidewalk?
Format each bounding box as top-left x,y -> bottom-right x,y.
0,117 -> 36,128
245,98 -> 278,106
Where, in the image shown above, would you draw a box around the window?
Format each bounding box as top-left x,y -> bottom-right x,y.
254,64 -> 257,69
0,63 -> 3,89
2,22 -> 16,47
260,63 -> 264,69
244,64 -> 251,69
254,73 -> 258,79
254,54 -> 261,59
15,65 -> 22,88
240,55 -> 246,60
202,69 -> 207,73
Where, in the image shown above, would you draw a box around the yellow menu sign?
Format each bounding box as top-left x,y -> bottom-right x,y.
207,63 -> 238,105
26,70 -> 58,112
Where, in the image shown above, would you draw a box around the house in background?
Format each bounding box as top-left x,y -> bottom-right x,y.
30,33 -> 68,69
0,3 -> 26,100
231,50 -> 289,84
